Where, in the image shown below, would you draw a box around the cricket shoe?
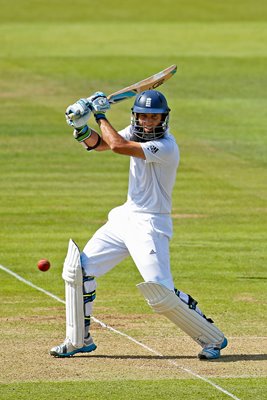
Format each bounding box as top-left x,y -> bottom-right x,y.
198,337 -> 228,360
50,335 -> 97,357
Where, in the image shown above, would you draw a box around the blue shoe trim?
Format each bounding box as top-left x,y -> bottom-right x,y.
220,337 -> 228,350
203,348 -> 220,359
60,343 -> 97,357
198,337 -> 228,360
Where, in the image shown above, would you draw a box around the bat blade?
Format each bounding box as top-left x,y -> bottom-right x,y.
107,64 -> 177,105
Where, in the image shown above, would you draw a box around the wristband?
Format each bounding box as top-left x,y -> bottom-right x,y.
94,112 -> 107,122
80,133 -> 101,151
85,134 -> 102,151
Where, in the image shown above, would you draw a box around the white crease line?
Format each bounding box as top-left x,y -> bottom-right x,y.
0,264 -> 241,400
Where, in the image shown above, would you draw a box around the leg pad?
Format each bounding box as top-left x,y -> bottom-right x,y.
137,281 -> 225,348
63,239 -> 84,347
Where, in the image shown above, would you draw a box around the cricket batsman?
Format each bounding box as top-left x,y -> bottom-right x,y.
50,90 -> 228,360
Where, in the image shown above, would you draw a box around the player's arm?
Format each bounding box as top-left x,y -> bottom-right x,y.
89,92 -> 145,159
81,121 -> 144,157
96,119 -> 145,158
65,93 -> 144,158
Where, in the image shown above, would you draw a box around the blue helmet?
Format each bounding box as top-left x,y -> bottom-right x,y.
131,90 -> 170,141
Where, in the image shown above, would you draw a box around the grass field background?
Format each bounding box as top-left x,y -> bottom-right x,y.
0,1 -> 266,399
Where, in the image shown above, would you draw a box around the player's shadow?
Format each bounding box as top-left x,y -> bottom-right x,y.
76,354 -> 196,360
215,354 -> 267,362
75,354 -> 267,361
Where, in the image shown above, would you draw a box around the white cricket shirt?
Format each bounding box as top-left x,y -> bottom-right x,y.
119,126 -> 180,215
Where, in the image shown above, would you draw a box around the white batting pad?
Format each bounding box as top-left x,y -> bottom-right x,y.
62,239 -> 84,347
62,239 -> 82,284
137,281 -> 225,348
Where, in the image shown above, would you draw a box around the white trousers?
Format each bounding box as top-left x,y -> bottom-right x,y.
81,205 -> 174,290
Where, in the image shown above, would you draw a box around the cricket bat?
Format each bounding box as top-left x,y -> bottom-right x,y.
107,64 -> 177,105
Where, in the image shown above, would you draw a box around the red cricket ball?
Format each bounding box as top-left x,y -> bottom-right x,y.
37,259 -> 51,272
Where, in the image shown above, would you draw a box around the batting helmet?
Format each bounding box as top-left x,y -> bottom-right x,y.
131,90 -> 170,141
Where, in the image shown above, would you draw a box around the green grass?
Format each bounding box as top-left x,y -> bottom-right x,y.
1,0 -> 267,22
0,1 -> 266,399
1,379 -> 266,400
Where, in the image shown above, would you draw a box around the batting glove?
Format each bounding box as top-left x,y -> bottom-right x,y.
73,125 -> 92,143
87,91 -> 110,121
65,98 -> 92,129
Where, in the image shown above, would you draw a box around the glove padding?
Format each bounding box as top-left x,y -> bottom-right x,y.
73,125 -> 92,143
88,91 -> 110,121
65,98 -> 91,129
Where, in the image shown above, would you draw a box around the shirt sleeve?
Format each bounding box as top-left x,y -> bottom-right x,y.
141,135 -> 178,165
118,126 -> 131,140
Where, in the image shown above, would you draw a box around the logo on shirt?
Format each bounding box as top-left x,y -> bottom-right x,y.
147,145 -> 159,154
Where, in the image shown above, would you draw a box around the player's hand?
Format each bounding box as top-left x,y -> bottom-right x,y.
65,98 -> 91,129
87,91 -> 110,121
